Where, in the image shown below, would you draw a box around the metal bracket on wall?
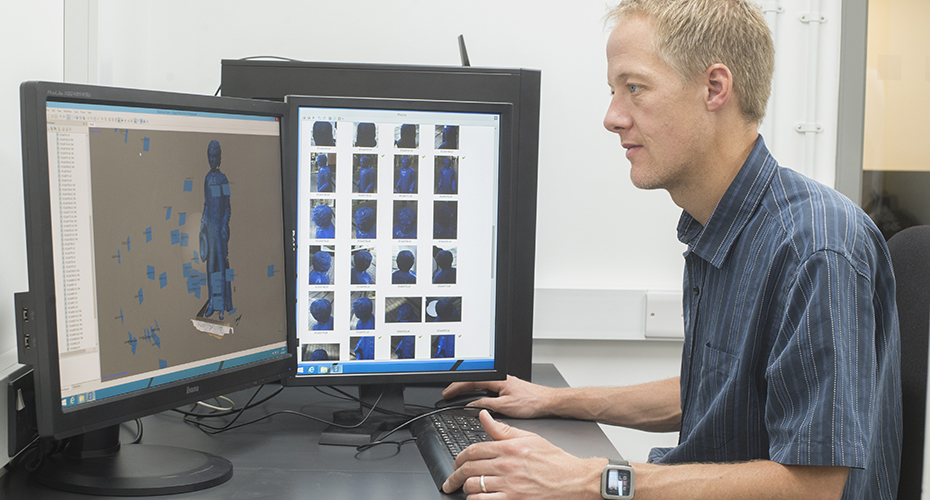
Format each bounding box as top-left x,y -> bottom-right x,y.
800,13 -> 826,24
795,123 -> 823,133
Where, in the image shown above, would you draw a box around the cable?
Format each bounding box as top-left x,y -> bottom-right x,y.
179,384 -> 390,435
214,55 -> 304,97
126,419 -> 144,444
354,405 -> 490,454
195,396 -> 236,412
314,386 -> 429,417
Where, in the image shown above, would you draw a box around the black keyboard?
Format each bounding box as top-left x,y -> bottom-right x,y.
411,409 -> 493,491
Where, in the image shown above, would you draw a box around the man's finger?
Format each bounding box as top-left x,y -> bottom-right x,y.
442,381 -> 484,398
479,410 -> 535,441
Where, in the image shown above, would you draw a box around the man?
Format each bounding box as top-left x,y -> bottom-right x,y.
441,1 -> 901,499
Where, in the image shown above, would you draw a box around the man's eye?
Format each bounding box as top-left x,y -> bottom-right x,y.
628,84 -> 641,93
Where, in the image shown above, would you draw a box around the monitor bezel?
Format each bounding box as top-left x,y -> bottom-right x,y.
19,81 -> 296,441
282,95 -> 513,387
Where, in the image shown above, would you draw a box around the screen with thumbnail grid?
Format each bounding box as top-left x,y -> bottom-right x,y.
294,104 -> 501,378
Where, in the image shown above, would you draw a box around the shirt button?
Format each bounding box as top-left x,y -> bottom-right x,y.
693,286 -> 700,296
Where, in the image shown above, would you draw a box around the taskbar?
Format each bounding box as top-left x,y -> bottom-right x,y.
295,358 -> 494,376
61,346 -> 289,410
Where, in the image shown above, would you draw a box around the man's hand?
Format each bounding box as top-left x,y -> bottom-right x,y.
442,410 -> 604,499
442,375 -> 558,419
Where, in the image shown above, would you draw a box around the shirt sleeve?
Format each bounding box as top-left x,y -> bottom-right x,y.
764,248 -> 882,468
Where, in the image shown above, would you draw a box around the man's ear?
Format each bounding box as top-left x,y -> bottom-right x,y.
705,63 -> 733,112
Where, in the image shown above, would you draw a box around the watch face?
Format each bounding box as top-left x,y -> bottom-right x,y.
605,468 -> 632,497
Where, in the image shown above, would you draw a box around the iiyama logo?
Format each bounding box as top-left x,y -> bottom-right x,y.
186,385 -> 199,395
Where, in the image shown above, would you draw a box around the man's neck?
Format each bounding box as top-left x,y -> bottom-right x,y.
671,126 -> 759,226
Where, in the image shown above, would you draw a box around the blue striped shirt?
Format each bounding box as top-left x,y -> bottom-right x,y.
649,137 -> 902,499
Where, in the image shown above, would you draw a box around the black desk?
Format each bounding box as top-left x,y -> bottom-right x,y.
1,364 -> 621,499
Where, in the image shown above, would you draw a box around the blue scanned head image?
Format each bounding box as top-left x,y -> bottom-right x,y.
310,298 -> 333,331
312,203 -> 335,239
354,206 -> 376,239
353,296 -> 375,330
433,297 -> 461,322
433,249 -> 456,284
355,122 -> 377,148
393,206 -> 417,239
396,124 -> 418,149
433,202 -> 457,239
351,250 -> 373,285
395,302 -> 417,322
310,349 -> 329,361
438,125 -> 459,150
309,251 -> 332,285
208,139 -> 222,169
312,121 -> 335,146
392,250 -> 416,284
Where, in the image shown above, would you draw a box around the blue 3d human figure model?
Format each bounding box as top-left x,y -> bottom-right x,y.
394,156 -> 417,193
353,336 -> 375,360
351,250 -> 373,284
436,157 -> 457,194
316,155 -> 334,192
433,250 -> 456,284
392,250 -> 417,284
393,206 -> 417,239
353,297 -> 375,330
313,204 -> 335,239
356,155 -> 376,193
309,251 -> 331,284
200,140 -> 233,320
310,298 -> 333,331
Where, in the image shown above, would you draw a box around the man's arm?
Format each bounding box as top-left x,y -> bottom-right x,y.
443,375 -> 681,432
443,411 -> 849,500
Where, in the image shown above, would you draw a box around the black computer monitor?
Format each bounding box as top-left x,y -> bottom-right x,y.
221,60 -> 539,382
16,81 -> 295,495
284,95 -> 513,444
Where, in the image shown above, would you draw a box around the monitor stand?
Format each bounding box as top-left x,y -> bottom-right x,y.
318,383 -> 408,446
32,424 -> 232,496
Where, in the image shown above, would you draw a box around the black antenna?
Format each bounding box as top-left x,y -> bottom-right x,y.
457,34 -> 471,67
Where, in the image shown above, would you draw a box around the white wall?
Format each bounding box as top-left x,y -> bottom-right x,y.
1,0 -> 849,467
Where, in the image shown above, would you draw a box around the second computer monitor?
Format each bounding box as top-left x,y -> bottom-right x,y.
286,96 -> 513,389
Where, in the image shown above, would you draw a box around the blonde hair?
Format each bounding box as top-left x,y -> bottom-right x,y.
606,0 -> 774,123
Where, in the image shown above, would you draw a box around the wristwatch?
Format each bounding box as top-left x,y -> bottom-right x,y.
601,459 -> 634,499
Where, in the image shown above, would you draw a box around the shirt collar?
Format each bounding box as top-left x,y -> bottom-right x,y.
676,135 -> 778,268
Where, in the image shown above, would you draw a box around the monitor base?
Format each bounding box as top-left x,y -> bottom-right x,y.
33,426 -> 232,496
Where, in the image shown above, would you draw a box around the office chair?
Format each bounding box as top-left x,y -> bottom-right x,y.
887,225 -> 930,499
